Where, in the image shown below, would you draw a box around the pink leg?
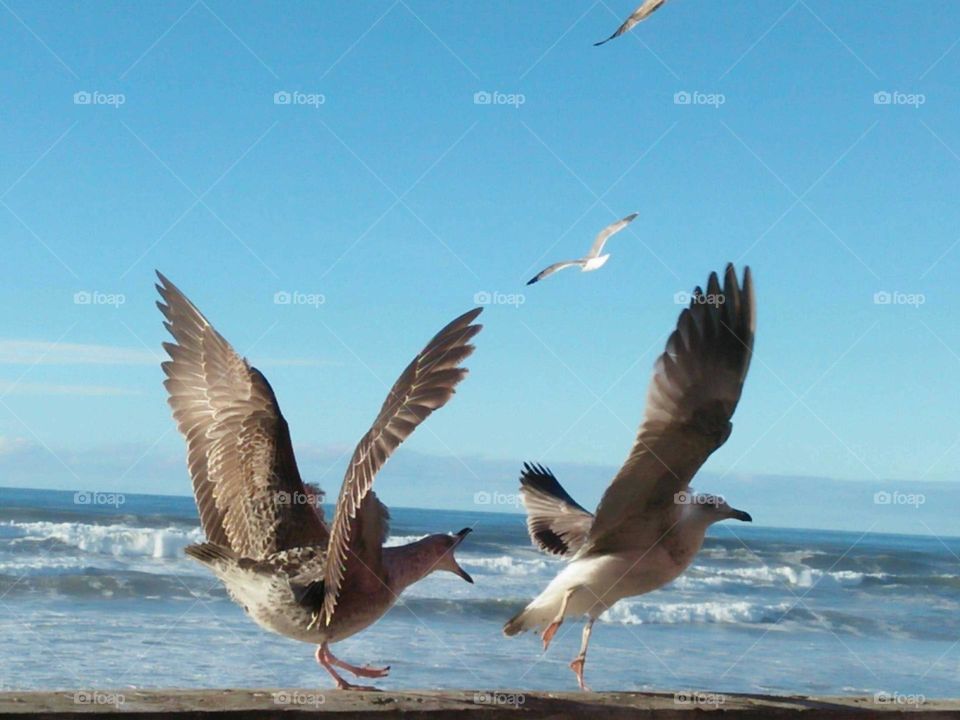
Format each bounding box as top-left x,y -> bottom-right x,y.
543,586 -> 577,652
315,644 -> 380,691
569,619 -> 594,692
325,645 -> 390,679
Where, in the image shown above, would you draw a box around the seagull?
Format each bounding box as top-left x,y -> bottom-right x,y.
156,272 -> 482,690
527,213 -> 639,285
504,264 -> 755,691
595,0 -> 669,46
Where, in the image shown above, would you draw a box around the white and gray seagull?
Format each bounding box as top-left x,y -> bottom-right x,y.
504,264 -> 755,690
595,0 -> 670,46
527,213 -> 639,285
156,272 -> 482,689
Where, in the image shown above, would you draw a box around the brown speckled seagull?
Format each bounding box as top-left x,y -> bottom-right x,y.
156,272 -> 481,689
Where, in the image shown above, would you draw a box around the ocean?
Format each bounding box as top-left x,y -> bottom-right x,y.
0,486 -> 957,697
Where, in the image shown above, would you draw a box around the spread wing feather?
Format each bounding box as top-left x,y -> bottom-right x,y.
519,463 -> 594,558
157,272 -> 329,559
583,264 -> 755,556
321,308 -> 482,623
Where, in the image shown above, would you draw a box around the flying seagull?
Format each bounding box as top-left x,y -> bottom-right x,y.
156,272 -> 481,690
504,264 -> 755,691
527,213 -> 638,285
595,0 -> 669,46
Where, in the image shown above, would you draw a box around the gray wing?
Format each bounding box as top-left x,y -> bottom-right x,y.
519,463 -> 594,558
583,264 -> 755,555
595,0 -> 669,46
527,260 -> 583,285
157,272 -> 329,560
586,212 -> 639,258
321,308 -> 482,623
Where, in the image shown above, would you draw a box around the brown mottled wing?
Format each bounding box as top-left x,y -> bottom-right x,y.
321,308 -> 482,623
156,272 -> 329,559
595,0 -> 668,46
583,265 -> 755,555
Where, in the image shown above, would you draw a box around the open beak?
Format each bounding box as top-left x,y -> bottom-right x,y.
451,527 -> 474,584
731,509 -> 753,522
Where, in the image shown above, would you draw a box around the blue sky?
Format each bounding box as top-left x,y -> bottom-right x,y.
1,1 -> 960,532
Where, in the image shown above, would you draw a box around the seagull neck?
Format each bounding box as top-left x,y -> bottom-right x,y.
383,536 -> 445,593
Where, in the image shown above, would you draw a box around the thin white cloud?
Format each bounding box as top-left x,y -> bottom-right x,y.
0,381 -> 140,397
0,340 -> 158,366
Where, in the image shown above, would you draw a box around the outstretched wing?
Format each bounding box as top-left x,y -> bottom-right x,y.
157,272 -> 329,560
527,260 -> 582,285
595,0 -> 668,46
519,463 -> 594,558
586,212 -> 639,258
321,308 -> 483,623
583,264 -> 755,555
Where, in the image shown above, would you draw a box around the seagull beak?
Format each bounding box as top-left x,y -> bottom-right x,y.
450,528 -> 474,584
730,509 -> 752,522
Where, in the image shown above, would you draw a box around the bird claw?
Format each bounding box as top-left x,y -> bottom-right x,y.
569,657 -> 591,692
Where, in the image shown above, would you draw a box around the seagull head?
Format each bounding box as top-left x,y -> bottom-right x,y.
686,492 -> 752,524
428,527 -> 474,584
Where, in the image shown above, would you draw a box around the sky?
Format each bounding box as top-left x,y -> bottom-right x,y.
1,1 -> 959,534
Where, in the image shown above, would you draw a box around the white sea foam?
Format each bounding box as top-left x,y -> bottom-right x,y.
601,599 -> 794,626
462,555 -> 550,576
2,521 -> 203,562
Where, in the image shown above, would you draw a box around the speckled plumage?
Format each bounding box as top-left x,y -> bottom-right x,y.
157,272 -> 481,688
